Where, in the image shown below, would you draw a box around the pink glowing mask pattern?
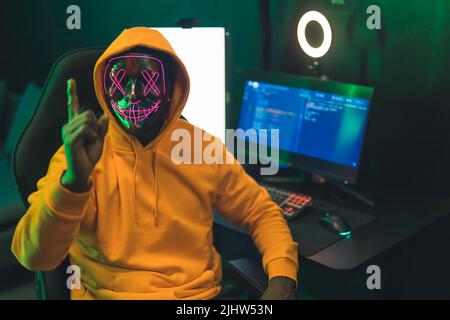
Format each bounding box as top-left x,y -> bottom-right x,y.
103,54 -> 167,127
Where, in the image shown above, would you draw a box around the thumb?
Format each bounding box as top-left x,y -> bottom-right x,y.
97,114 -> 109,139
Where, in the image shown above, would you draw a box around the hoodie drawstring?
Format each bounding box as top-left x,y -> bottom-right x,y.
130,137 -> 158,227
131,137 -> 138,225
153,145 -> 158,227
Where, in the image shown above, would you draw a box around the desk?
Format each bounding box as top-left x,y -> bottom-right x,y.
213,182 -> 450,298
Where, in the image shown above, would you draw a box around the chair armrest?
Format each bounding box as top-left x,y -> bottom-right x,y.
227,258 -> 267,299
36,256 -> 72,300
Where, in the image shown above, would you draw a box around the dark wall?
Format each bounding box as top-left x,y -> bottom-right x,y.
1,0 -> 263,91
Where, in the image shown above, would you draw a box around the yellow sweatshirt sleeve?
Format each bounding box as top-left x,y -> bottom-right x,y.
213,145 -> 299,285
11,146 -> 91,271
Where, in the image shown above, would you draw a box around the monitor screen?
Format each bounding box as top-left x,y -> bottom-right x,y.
154,27 -> 227,142
238,72 -> 374,183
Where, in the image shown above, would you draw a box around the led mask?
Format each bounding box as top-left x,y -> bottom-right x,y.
103,52 -> 168,131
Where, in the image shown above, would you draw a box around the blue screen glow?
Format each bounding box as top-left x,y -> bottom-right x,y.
238,81 -> 371,168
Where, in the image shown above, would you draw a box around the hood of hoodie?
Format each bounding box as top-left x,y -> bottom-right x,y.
92,27 -> 190,227
93,27 -> 190,151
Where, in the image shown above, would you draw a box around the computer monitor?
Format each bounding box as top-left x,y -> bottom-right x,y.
237,71 -> 374,184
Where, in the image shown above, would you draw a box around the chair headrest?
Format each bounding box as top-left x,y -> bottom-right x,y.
13,48 -> 105,206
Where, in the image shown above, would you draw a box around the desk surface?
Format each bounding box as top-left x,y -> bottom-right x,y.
213,181 -> 450,270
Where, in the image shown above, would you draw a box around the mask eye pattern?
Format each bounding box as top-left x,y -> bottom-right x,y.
109,68 -> 127,97
141,69 -> 161,97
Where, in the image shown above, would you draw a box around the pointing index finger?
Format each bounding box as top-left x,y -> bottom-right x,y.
67,79 -> 80,121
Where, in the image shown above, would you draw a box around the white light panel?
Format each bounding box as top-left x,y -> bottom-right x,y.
153,27 -> 226,142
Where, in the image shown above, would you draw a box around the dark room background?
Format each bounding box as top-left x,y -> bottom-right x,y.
1,0 -> 450,192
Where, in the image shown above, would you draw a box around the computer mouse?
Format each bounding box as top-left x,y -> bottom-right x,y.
319,212 -> 352,236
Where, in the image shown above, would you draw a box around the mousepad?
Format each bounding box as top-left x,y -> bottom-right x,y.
288,200 -> 375,257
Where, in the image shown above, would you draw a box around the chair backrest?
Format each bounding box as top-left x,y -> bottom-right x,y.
13,48 -> 105,299
13,47 -> 189,300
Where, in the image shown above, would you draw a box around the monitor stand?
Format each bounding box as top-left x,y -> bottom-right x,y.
308,172 -> 376,208
327,181 -> 375,207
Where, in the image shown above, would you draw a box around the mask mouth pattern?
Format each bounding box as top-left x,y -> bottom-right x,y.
103,53 -> 167,129
110,99 -> 162,125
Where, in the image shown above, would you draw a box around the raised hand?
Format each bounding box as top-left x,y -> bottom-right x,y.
61,79 -> 109,192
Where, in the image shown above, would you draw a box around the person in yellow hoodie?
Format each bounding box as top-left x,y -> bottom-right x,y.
11,27 -> 299,300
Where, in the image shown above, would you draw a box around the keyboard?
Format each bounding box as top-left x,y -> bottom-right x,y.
261,183 -> 313,220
